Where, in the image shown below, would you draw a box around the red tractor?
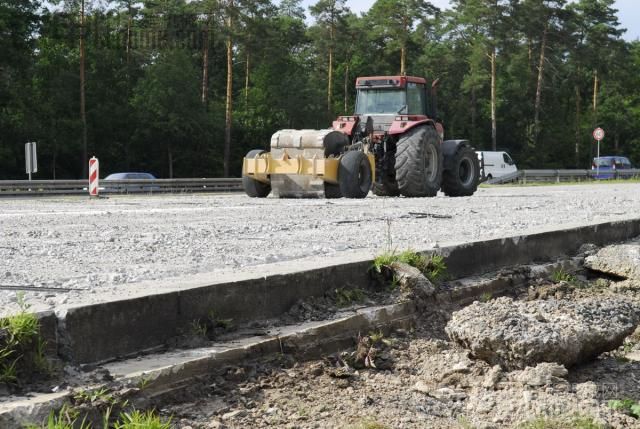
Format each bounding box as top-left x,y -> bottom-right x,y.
242,75 -> 480,198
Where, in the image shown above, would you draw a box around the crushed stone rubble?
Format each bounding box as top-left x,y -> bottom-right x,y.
162,279 -> 640,429
445,296 -> 640,370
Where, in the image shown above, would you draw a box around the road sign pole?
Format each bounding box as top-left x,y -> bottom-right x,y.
25,142 -> 37,181
592,128 -> 605,179
596,140 -> 600,178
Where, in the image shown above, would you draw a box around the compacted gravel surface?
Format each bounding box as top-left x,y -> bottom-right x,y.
0,183 -> 638,314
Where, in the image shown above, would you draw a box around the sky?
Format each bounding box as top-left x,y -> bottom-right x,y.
302,0 -> 640,41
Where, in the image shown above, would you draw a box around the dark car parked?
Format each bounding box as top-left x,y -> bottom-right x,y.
592,156 -> 633,179
102,172 -> 160,193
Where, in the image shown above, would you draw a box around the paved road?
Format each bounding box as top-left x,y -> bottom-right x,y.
1,183 -> 638,314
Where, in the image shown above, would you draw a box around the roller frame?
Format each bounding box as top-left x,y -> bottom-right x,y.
242,150 -> 375,186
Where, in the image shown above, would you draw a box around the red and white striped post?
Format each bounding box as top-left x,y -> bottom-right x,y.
89,156 -> 99,197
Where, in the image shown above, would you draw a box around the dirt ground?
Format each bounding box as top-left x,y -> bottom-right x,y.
161,273 -> 640,429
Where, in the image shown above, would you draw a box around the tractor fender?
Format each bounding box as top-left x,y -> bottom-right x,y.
388,119 -> 436,136
442,140 -> 472,171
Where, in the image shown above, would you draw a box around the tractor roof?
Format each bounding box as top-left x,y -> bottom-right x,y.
356,76 -> 427,88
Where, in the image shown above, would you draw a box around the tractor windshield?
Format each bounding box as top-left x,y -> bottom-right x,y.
355,88 -> 406,115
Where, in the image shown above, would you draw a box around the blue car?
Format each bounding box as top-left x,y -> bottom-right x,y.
592,156 -> 633,179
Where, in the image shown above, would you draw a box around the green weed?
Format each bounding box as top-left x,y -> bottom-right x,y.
518,415 -> 603,429
349,421 -> 389,429
207,310 -> 233,331
457,415 -> 475,429
373,249 -> 448,283
190,319 -> 209,338
335,288 -> 366,307
0,293 -> 48,384
551,268 -> 578,284
608,398 -> 640,419
73,387 -> 116,405
480,292 -> 493,302
113,409 -> 171,429
25,404 -> 89,429
25,406 -> 170,429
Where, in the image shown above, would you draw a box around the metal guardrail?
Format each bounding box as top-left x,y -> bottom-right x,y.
487,169 -> 640,185
0,178 -> 243,196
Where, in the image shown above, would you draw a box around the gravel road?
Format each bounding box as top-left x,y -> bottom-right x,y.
1,183 -> 639,315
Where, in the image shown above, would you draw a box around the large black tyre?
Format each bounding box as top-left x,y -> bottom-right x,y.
324,183 -> 342,199
395,126 -> 443,197
372,181 -> 400,197
242,150 -> 271,198
338,151 -> 372,199
441,145 -> 480,197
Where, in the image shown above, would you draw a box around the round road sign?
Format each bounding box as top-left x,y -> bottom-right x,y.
593,127 -> 605,141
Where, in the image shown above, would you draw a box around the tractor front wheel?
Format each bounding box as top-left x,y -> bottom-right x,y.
338,151 -> 372,198
242,150 -> 271,198
441,145 -> 480,197
395,126 -> 443,197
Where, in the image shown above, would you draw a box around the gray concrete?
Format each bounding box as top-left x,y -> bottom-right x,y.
2,183 -> 640,315
28,217 -> 640,364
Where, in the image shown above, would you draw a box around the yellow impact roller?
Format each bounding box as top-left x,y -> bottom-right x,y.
242,129 -> 375,199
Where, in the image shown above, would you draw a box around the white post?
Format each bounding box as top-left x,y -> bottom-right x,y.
89,156 -> 99,197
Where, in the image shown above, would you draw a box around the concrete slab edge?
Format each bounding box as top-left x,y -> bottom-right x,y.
33,217 -> 640,364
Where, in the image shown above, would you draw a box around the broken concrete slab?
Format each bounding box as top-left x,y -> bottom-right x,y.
585,240 -> 640,280
445,296 -> 639,370
389,261 -> 436,304
513,362 -> 568,387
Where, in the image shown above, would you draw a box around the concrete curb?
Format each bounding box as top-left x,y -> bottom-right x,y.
34,217 -> 640,364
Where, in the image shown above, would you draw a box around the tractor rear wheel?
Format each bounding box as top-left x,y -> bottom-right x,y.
338,151 -> 372,198
441,145 -> 480,197
242,150 -> 271,198
395,126 -> 442,197
372,179 -> 400,197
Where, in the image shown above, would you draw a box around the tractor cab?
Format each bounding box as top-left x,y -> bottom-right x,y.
333,76 -> 440,137
354,76 -> 429,117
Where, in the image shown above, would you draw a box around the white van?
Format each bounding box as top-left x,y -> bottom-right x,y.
476,151 -> 518,180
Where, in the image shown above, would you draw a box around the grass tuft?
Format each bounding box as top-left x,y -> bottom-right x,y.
0,293 -> 48,384
518,415 -> 603,429
113,409 -> 172,429
551,268 -> 578,285
608,398 -> 640,419
335,288 -> 366,307
373,249 -> 448,283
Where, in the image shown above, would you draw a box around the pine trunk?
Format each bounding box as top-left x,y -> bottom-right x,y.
245,52 -> 250,108
490,47 -> 497,151
533,22 -> 549,147
223,1 -> 233,177
201,17 -> 210,106
574,84 -> 581,167
344,63 -> 348,113
471,86 -> 477,146
327,46 -> 333,120
592,69 -> 598,126
80,0 -> 88,178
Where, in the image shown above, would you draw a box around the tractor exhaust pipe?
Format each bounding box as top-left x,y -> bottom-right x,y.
431,78 -> 440,119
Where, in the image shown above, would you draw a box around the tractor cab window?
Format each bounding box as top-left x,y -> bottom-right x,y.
406,82 -> 426,115
355,88 -> 406,114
